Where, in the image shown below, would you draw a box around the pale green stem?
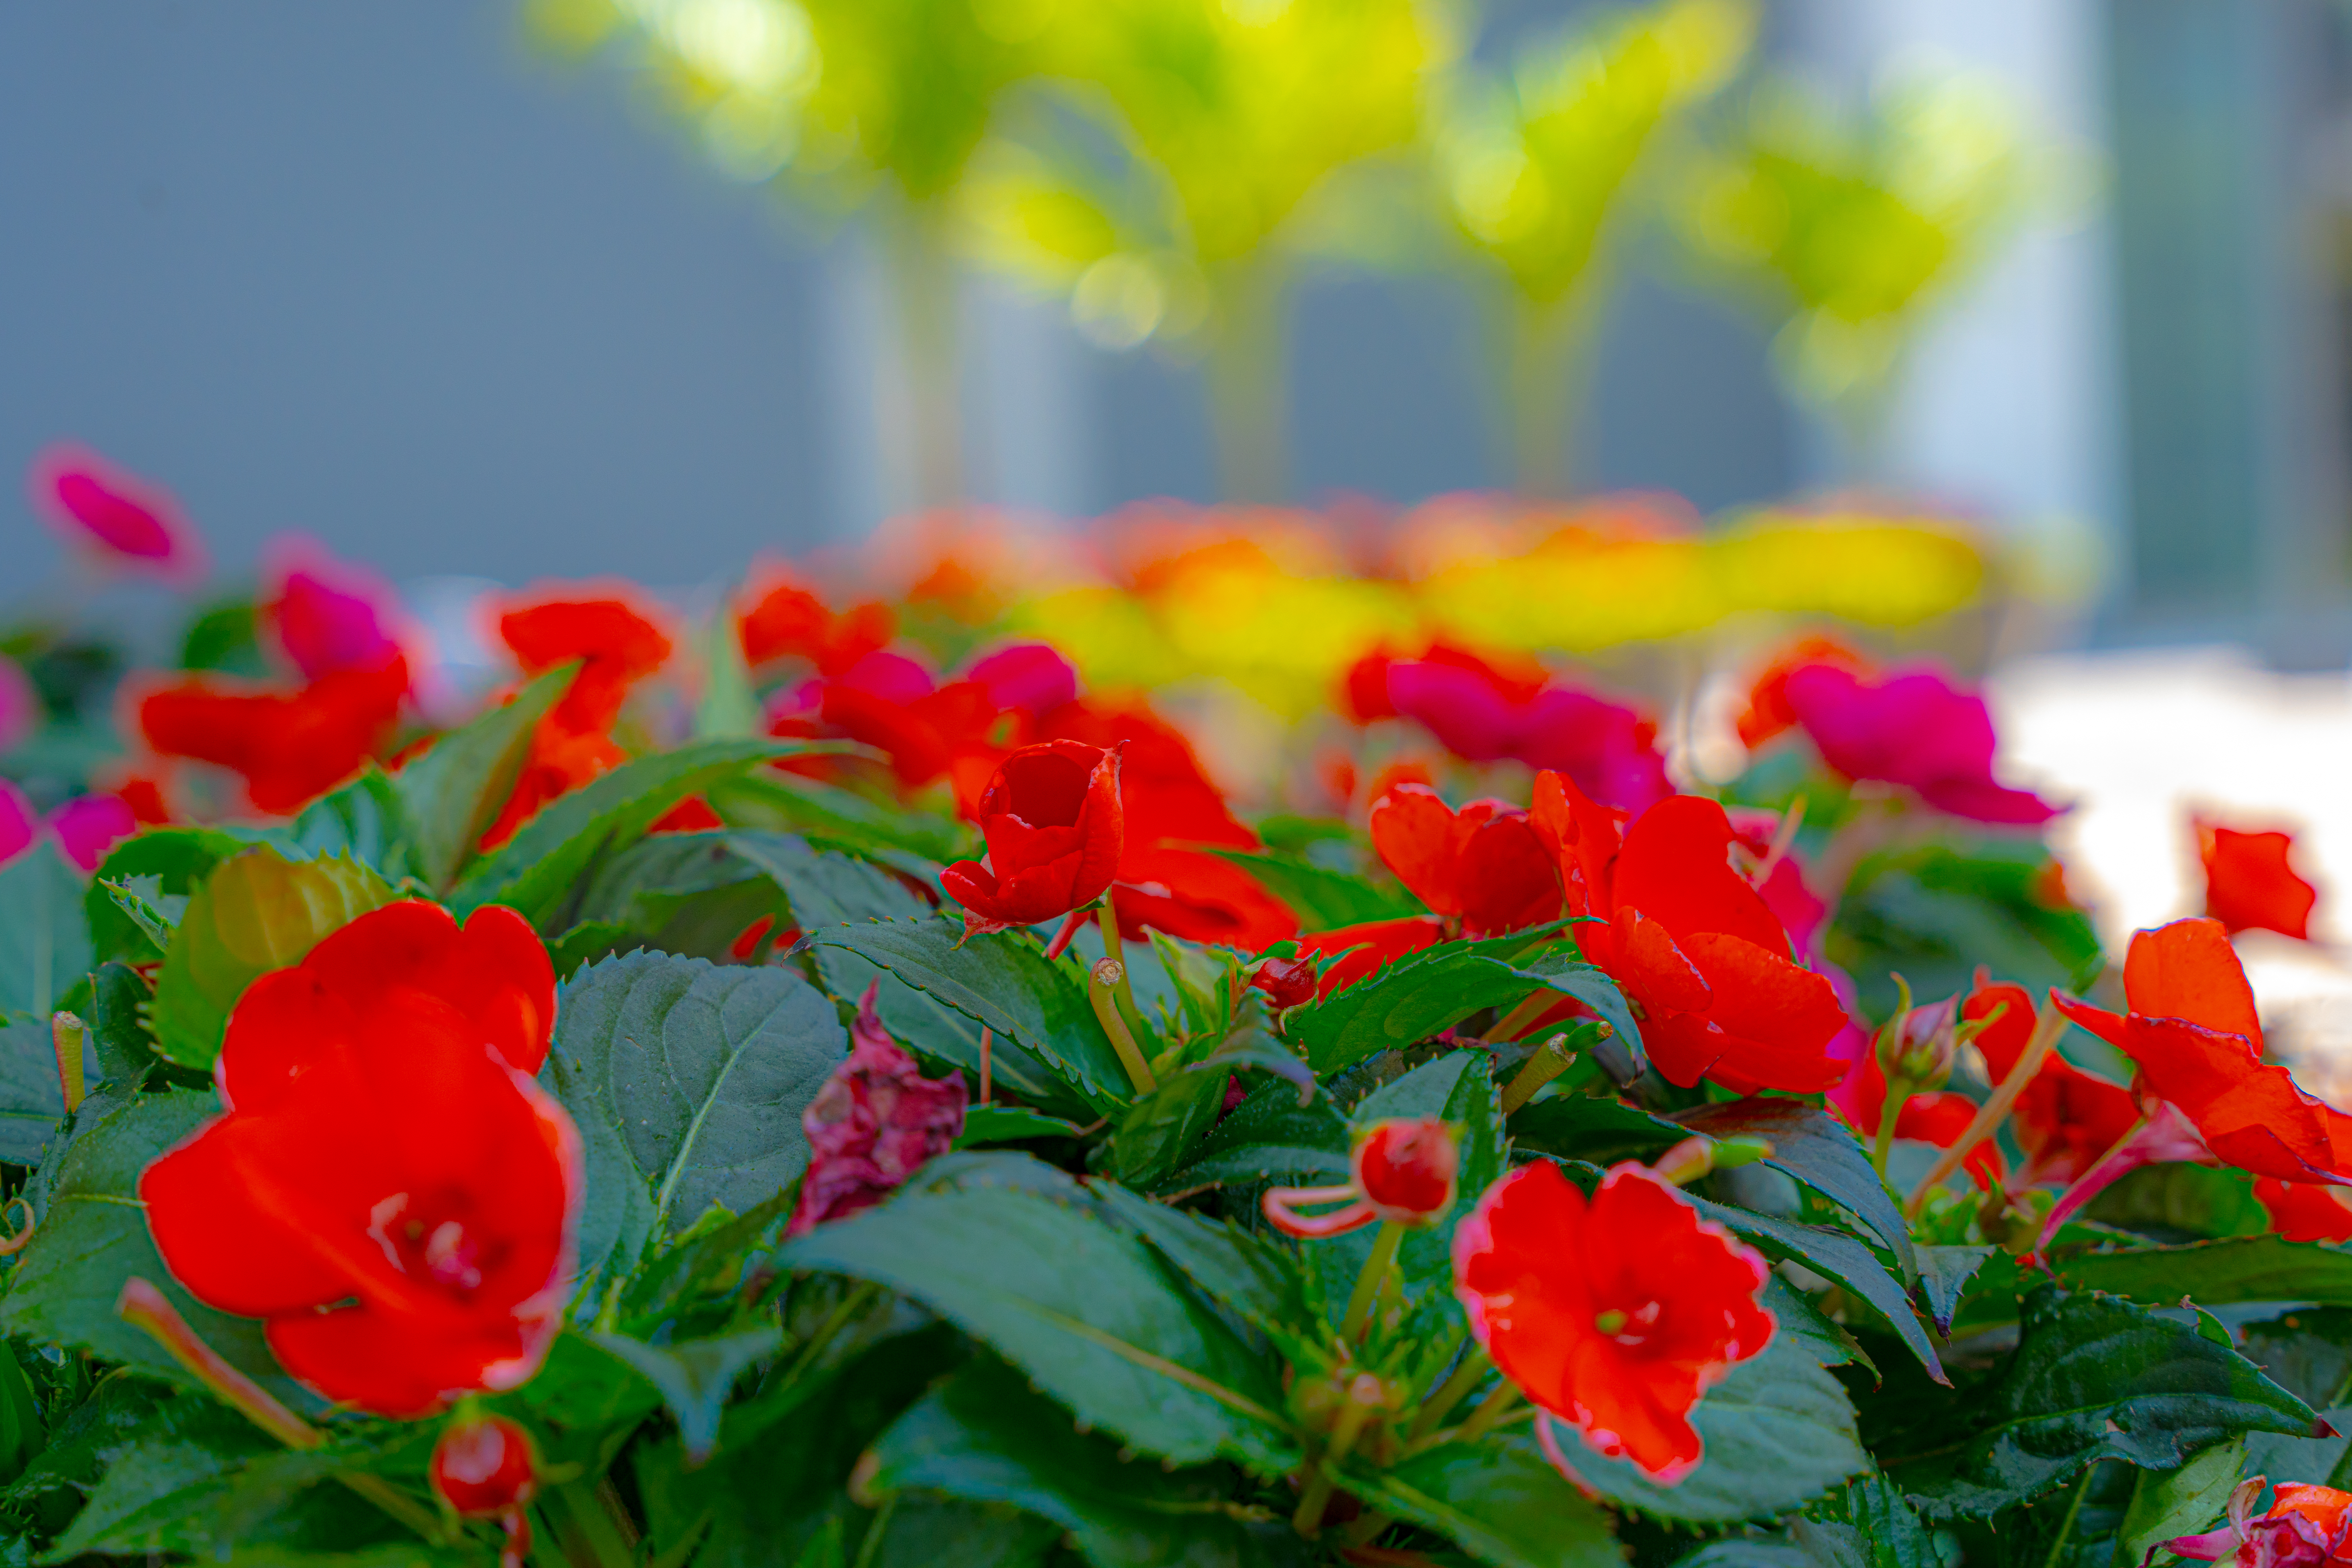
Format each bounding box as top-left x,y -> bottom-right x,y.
1409,1347 -> 1491,1442
1292,1375 -> 1382,1538
1499,1033 -> 1576,1116
1090,960 -> 1158,1095
1339,1221 -> 1405,1346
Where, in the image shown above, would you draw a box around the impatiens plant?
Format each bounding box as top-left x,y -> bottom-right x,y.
2,535 -> 2351,1568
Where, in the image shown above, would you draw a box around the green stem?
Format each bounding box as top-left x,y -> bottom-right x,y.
1452,1380 -> 1523,1446
2041,1462 -> 2097,1568
785,1280 -> 883,1384
1090,959 -> 1158,1095
1340,1221 -> 1405,1346
543,1478 -> 637,1568
1869,1084 -> 1903,1180
851,1494 -> 899,1568
1096,894 -> 1146,1037
1292,1374 -> 1381,1538
1409,1347 -> 1491,1442
1499,1033 -> 1575,1116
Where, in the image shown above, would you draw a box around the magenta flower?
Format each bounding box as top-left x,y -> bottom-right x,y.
966,643 -> 1078,716
28,444 -> 205,584
266,541 -> 410,681
1780,663 -> 2059,825
0,656 -> 36,756
1384,658 -> 1671,812
0,782 -> 34,866
787,982 -> 967,1236
48,794 -> 139,873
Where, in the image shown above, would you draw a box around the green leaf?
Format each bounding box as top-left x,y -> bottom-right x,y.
1499,949 -> 1649,1078
1210,848 -> 1421,930
1557,1330 -> 1869,1523
1364,1427 -> 1623,1568
795,916 -> 1123,1111
0,1013 -> 94,1164
1686,1194 -> 1947,1384
483,1329 -> 664,1476
393,663 -> 574,891
866,1496 -> 1060,1568
2114,1437 -> 2245,1568
1675,1097 -> 1916,1282
544,951 -> 846,1298
1287,939 -> 1553,1074
0,1346 -> 44,1487
780,1152 -> 1298,1475
0,843 -> 91,1018
1168,1076 -> 1349,1189
1885,1289 -> 2322,1517
574,832 -> 786,963
83,826 -> 253,965
957,1106 -> 1085,1147
278,768 -> 412,876
450,738 -> 786,927
2240,1309 -> 2352,1411
148,846 -> 395,1070
2061,1237 -> 2352,1307
694,614 -> 763,740
0,1090 -> 310,1407
1765,1274 -> 1875,1375
96,877 -> 174,959
864,1357 -> 1304,1568
1509,1094 -> 1687,1165
706,769 -> 966,867
1109,1054 -> 1233,1187
2084,1164 -> 2271,1243
1916,1246 -> 1994,1338
591,1324 -> 784,1463
85,960 -> 159,1092
1788,1476 -> 1945,1568
1086,1180 -> 1305,1340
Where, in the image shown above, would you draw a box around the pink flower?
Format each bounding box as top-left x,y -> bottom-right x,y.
48,795 -> 138,872
0,657 -> 36,756
1780,663 -> 2059,825
2169,1479 -> 2352,1568
28,444 -> 206,584
266,540 -> 411,681
1382,659 -> 1671,813
0,782 -> 34,866
787,983 -> 968,1236
966,643 -> 1078,716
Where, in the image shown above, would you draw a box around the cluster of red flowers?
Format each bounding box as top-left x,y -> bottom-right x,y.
484,590 -> 675,846
140,901 -> 580,1417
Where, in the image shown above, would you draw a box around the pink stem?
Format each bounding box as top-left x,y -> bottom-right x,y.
2034,1102 -> 2210,1258
1042,909 -> 1091,962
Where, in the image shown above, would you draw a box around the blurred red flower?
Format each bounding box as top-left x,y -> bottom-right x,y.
29,443 -> 207,583
938,740 -> 1124,935
483,590 -> 673,848
137,655 -> 411,816
265,541 -> 408,681
1533,773 -> 1849,1093
738,574 -> 894,676
1369,784 -> 1563,938
1454,1159 -> 1774,1484
2057,917 -> 2352,1184
140,901 -> 575,1418
2197,816 -> 2319,942
2255,1179 -> 2352,1243
431,1414 -> 539,1518
47,794 -> 139,872
790,983 -> 967,1235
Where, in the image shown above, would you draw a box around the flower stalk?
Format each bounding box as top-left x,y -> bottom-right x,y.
1090,959 -> 1158,1095
50,1011 -> 84,1114
1905,992 -> 2067,1214
1292,1372 -> 1382,1537
1499,1031 -> 1576,1115
1339,1221 -> 1405,1345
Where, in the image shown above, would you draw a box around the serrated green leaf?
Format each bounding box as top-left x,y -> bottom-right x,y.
780,1152 -> 1298,1475
1676,1097 -> 1916,1282
1498,949 -> 1649,1078
1885,1290 -> 2320,1517
0,843 -> 91,1018
84,826 -> 254,965
393,663 -> 574,891
866,1496 -> 1061,1568
85,960 -> 158,1093
0,1090 -> 309,1407
1765,1274 -> 1875,1375
1789,1475 -> 1944,1568
1687,1194 -> 1947,1384
795,915 -> 1123,1112
957,1106 -> 1085,1146
2241,1309 -> 2352,1411
2060,1237 -> 2352,1308
1110,1054 -> 1233,1187
866,1358 -> 1303,1568
1168,1076 -> 1349,1189
1087,1179 -> 1305,1339
573,832 -> 786,963
450,738 -> 787,927
149,845 -> 395,1069
544,951 -> 846,1300
0,1012 -> 93,1164
592,1325 -> 784,1463
1509,1094 -> 1686,1165
1555,1330 -> 1868,1523
2113,1437 -> 2245,1568
705,769 -> 966,866
1365,1426 -> 1623,1568
97,877 -> 174,958
1287,937 -> 1558,1074
278,767 -> 411,877
1915,1246 -> 1993,1338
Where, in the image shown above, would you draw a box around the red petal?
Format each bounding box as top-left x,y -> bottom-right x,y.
1368,785 -> 1471,917
2124,918 -> 2263,1050
1611,796 -> 1789,956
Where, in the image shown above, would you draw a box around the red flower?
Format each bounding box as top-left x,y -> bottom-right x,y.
431,1414 -> 539,1517
2199,816 -> 2319,941
738,575 -> 894,676
0,783 -> 34,867
938,741 -> 1124,936
1454,1159 -> 1774,1484
789,983 -> 967,1235
819,670 -> 1000,791
140,901 -> 576,1418
1248,955 -> 1320,1011
1778,662 -> 2058,825
2170,1480 -> 2352,1568
29,443 -> 206,583
1532,773 -> 1849,1094
1342,640 -> 1548,722
1263,1118 -> 1460,1237
1369,785 -> 1563,939
1294,916 -> 1448,998
2256,1180 -> 2352,1243
137,656 -> 411,816
1110,845 -> 1298,950
483,590 -> 674,848
2056,918 -> 2352,1184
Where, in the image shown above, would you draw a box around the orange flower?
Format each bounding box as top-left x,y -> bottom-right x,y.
1454,1160 -> 1774,1484
2198,816 -> 2319,942
737,574 -> 894,676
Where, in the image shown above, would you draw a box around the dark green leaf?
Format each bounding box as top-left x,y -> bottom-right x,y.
957,1106 -> 1084,1146
1787,1476 -> 1945,1568
2114,1438 -> 2245,1568
2060,1237 -> 2352,1308
780,1152 -> 1298,1474
0,1013 -> 93,1164
544,952 -> 846,1301
0,1347 -> 43,1487
395,664 -> 575,892
85,960 -> 158,1092
573,832 -> 786,963
1287,940 -> 1549,1074
866,1358 -> 1302,1568
2240,1309 -> 2352,1411
592,1325 -> 784,1463
1509,1094 -> 1685,1165
705,769 -> 965,866
544,920 -> 639,980
866,1497 -> 1059,1568
1676,1097 -> 1915,1281
1685,1193 -> 1947,1383
795,916 -> 1122,1111
96,877 -> 173,959
1916,1246 -> 1994,1338
1366,1426 -> 1623,1568
483,1329 -> 663,1476
1498,950 -> 1648,1078
1086,1180 -> 1304,1340
2083,1164 -> 2270,1244
83,826 -> 253,965
1110,1055 -> 1232,1187
1885,1289 -> 2322,1516
0,843 -> 90,1018
1559,1331 -> 1869,1523
1211,848 -> 1421,930
149,846 -> 395,1069
450,738 -> 787,927
1168,1076 -> 1349,1188
1765,1274 -> 1874,1375
0,1090 -> 310,1407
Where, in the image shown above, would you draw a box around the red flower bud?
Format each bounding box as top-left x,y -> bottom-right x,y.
1248,956 -> 1318,1011
938,740 -> 1123,936
430,1414 -> 538,1518
1353,1117 -> 1459,1223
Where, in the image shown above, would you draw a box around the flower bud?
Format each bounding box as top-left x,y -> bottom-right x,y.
1352,1118 -> 1459,1225
1248,956 -> 1319,1011
430,1414 -> 538,1519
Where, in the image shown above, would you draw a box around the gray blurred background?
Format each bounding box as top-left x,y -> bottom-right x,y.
4,0 -> 2348,654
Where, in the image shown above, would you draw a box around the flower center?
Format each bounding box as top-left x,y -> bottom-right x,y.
1594,1300 -> 1662,1344
367,1192 -> 487,1294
